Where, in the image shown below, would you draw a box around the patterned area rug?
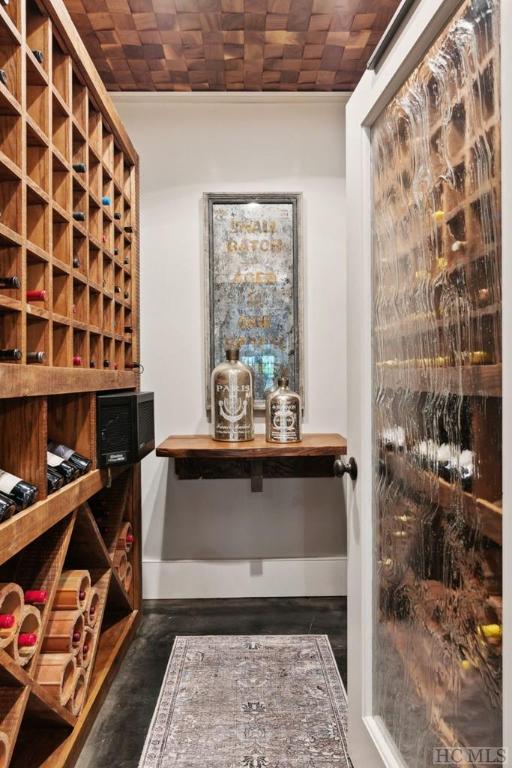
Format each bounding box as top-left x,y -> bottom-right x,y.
138,635 -> 350,768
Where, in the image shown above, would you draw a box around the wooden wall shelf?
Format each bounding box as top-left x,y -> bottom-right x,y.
0,0 -> 141,763
157,434 -> 347,492
157,433 -> 347,459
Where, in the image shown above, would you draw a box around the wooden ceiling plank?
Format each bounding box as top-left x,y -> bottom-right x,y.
65,0 -> 399,90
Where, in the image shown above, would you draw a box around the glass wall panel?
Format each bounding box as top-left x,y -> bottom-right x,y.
371,2 -> 501,766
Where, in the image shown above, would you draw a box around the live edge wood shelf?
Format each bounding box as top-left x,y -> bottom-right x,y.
0,0 -> 141,765
156,434 -> 348,492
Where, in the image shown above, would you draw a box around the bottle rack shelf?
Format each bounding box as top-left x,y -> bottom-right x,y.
0,392 -> 141,768
0,486 -> 140,768
0,0 -> 139,396
0,0 -> 141,765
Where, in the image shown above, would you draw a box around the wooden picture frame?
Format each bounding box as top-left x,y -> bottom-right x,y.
204,192 -> 304,411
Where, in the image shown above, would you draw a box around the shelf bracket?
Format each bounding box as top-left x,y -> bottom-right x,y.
250,460 -> 263,492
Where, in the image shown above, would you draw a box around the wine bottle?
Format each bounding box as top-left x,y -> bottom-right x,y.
18,633 -> 37,648
124,291 -> 129,299
24,590 -> 48,605
114,286 -> 121,294
72,257 -> 80,268
32,50 -> 44,64
102,196 -> 111,206
0,348 -> 21,361
90,360 -> 96,369
113,248 -> 119,256
72,355 -> 82,367
27,351 -> 45,364
124,225 -> 133,234
124,258 -> 129,266
47,442 -> 92,475
114,212 -> 121,221
73,211 -> 85,222
73,162 -> 86,173
0,276 -> 20,289
0,614 -> 15,630
0,470 -> 38,509
0,491 -> 16,521
103,359 -> 110,369
72,630 -> 81,644
124,326 -> 132,334
26,289 -> 47,302
47,451 -> 79,482
0,69 -> 7,87
47,467 -> 64,493
125,362 -> 141,370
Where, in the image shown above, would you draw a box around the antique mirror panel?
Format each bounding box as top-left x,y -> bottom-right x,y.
204,193 -> 303,410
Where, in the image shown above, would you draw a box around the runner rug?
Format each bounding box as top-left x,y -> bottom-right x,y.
138,634 -> 350,768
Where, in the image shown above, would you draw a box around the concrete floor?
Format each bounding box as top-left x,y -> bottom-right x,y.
75,597 -> 347,768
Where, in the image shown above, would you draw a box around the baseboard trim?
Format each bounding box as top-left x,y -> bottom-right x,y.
142,556 -> 347,599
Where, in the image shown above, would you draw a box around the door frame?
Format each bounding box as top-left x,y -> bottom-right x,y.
346,0 -> 512,765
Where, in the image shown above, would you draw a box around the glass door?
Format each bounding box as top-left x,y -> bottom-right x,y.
346,1 -> 507,766
372,1 -> 502,764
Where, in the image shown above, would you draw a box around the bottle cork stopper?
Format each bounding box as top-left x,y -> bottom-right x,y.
225,348 -> 240,362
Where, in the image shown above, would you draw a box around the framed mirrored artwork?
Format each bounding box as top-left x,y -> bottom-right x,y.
204,192 -> 303,411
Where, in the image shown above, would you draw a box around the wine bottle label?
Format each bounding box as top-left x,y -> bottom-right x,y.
48,443 -> 74,461
0,470 -> 21,494
270,400 -> 300,442
47,452 -> 65,468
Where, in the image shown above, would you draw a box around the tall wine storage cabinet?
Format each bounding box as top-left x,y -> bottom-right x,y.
0,0 -> 141,764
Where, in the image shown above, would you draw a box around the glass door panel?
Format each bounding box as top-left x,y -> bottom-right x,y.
371,1 -> 502,766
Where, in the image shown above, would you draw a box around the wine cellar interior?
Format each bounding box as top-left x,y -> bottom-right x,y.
0,0 -> 508,765
0,0 -> 141,764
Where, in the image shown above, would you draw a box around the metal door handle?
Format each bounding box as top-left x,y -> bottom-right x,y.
333,456 -> 358,481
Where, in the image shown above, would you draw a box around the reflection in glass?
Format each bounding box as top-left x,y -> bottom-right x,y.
371,1 -> 502,765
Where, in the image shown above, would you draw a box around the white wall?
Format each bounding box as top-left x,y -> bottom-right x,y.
113,92 -> 348,599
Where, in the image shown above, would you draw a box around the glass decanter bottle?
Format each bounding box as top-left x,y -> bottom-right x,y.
211,348 -> 254,442
265,377 -> 302,443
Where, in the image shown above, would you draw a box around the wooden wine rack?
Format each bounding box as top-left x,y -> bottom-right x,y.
0,0 -> 139,382
0,0 -> 141,765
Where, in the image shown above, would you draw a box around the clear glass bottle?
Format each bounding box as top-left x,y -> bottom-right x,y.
211,348 -> 254,442
266,377 -> 302,443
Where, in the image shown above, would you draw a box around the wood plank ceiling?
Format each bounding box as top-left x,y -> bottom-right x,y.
65,0 -> 400,91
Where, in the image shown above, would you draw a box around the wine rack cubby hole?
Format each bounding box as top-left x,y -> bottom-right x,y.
0,0 -> 141,765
